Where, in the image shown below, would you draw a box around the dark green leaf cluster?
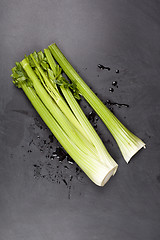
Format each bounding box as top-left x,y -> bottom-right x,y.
70,82 -> 81,100
30,51 -> 81,100
11,62 -> 32,88
11,49 -> 81,99
25,51 -> 49,70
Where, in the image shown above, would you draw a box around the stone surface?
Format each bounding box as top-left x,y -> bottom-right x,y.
0,1 -> 160,239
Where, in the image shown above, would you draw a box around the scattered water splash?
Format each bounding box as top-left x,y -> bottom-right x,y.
34,117 -> 47,130
32,153 -> 84,199
52,147 -> 67,162
23,117 -> 85,199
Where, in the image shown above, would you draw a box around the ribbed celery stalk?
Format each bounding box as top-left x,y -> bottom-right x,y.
21,82 -> 118,186
49,43 -> 145,163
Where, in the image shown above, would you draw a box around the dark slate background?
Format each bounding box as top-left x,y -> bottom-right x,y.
0,0 -> 160,239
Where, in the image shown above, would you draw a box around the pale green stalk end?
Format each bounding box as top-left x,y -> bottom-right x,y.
117,133 -> 146,163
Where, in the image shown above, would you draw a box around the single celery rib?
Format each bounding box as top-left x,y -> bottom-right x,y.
44,48 -> 57,75
49,43 -> 145,163
21,82 -> 118,186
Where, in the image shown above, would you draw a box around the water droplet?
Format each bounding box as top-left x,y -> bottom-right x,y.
105,99 -> 111,105
52,147 -> 67,162
88,111 -> 97,122
67,156 -> 74,164
63,179 -> 68,186
97,64 -> 110,71
70,175 -> 73,181
112,81 -> 117,86
49,134 -> 54,143
29,140 -> 33,146
109,88 -> 114,92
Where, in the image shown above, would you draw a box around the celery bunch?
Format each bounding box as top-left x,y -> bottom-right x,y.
11,47 -> 118,186
11,43 -> 145,186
